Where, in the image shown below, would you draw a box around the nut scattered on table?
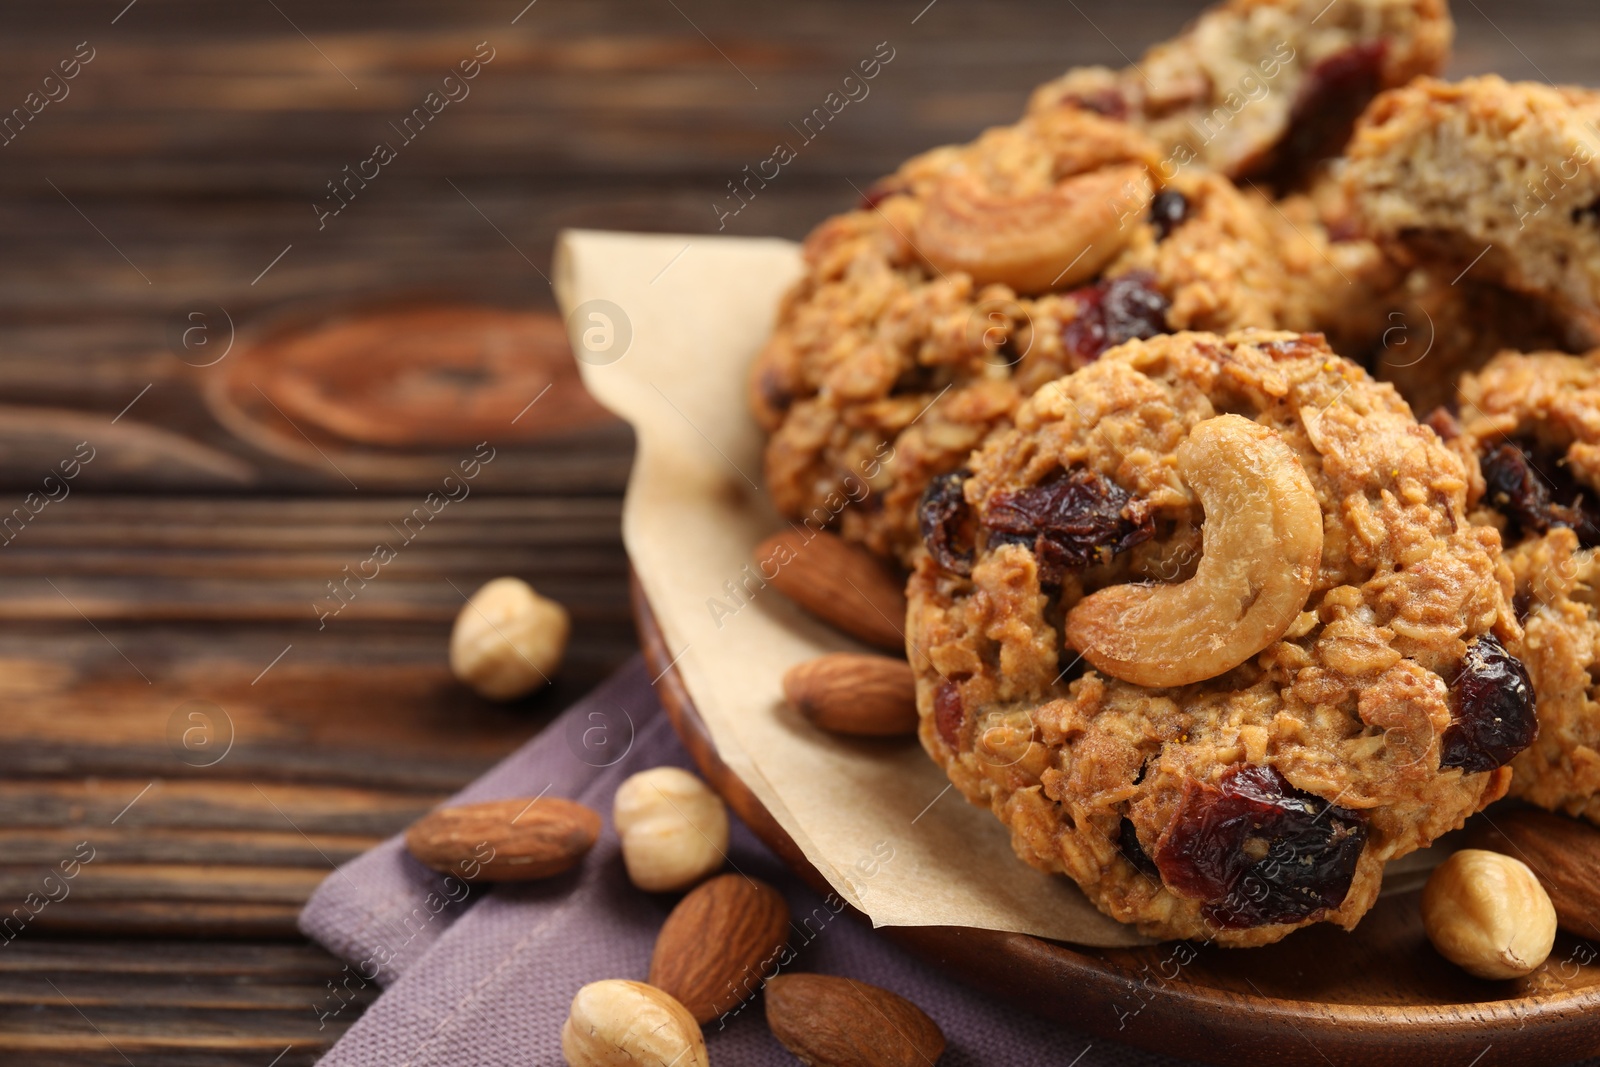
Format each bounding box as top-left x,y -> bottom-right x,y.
783,653 -> 918,737
1421,848 -> 1557,980
1465,806 -> 1600,938
753,529 -> 908,653
449,576 -> 569,700
613,767 -> 729,892
405,796 -> 600,882
561,979 -> 708,1067
765,973 -> 946,1067
649,872 -> 790,1023
1064,415 -> 1323,687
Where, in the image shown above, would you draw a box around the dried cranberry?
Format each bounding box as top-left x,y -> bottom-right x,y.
1119,817 -> 1160,877
856,179 -> 905,211
982,466 -> 1154,584
933,679 -> 965,749
756,367 -> 793,415
1062,271 -> 1170,365
1154,765 -> 1367,929
1063,88 -> 1130,120
1480,439 -> 1600,548
918,470 -> 975,576
1423,406 -> 1461,442
1256,336 -> 1323,361
1261,41 -> 1388,191
1441,633 -> 1537,774
1149,190 -> 1190,241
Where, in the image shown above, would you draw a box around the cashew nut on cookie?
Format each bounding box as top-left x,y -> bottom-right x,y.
916,163 -> 1153,294
1064,414 -> 1323,687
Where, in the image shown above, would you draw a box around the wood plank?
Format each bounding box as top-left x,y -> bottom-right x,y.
0,940 -> 369,1064
24,903 -> 306,940
0,939 -> 350,976
0,864 -> 325,905
0,826 -> 380,867
0,779 -> 435,835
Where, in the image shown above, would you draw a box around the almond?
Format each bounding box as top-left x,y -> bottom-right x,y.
765,973 -> 946,1067
648,873 -> 789,1024
1465,806 -> 1600,938
754,530 -> 907,653
784,653 -> 917,737
405,797 -> 600,882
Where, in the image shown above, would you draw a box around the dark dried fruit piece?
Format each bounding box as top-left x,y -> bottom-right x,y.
1062,87 -> 1130,120
1154,765 -> 1367,929
1149,189 -> 1190,241
1261,41 -> 1388,190
755,366 -> 794,418
1479,439 -> 1600,548
1062,270 -> 1171,365
919,470 -> 974,576
1442,633 -> 1537,774
1423,407 -> 1461,442
933,679 -> 965,749
982,466 -> 1154,584
856,178 -> 907,211
1119,817 -> 1159,877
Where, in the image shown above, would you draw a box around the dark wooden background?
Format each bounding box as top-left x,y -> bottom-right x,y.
0,0 -> 1585,1062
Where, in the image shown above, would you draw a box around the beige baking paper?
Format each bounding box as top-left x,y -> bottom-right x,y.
553,228 -> 1449,947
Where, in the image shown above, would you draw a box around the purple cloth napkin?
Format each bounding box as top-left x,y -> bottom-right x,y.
297,656 -> 1201,1065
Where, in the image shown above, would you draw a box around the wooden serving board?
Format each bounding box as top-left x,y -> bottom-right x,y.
634,575 -> 1600,1067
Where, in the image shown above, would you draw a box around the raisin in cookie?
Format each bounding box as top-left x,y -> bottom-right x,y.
1029,0 -> 1451,185
908,331 -> 1529,946
1344,76 -> 1600,349
753,106 -> 1380,563
1456,350 -> 1600,824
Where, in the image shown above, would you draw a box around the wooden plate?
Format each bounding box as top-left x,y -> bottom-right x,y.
632,573 -> 1600,1067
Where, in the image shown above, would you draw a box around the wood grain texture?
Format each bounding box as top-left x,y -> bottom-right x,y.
0,0 -> 1586,1062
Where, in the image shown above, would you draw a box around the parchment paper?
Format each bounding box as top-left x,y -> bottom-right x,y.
552,228 -> 1447,948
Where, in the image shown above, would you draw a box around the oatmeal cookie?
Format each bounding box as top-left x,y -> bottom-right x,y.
1344,76 -> 1600,348
908,331 -> 1528,946
753,106 -> 1380,563
1456,350 -> 1600,824
1029,0 -> 1451,185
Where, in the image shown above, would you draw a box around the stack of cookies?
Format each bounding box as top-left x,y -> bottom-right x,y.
749,0 -> 1600,949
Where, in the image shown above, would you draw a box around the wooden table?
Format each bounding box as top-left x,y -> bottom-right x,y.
0,1 -> 1579,1061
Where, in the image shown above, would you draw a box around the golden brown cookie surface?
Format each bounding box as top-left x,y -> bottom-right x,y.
754,107 -> 1375,563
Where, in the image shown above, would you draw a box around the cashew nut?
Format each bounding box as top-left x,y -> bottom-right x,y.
1064,415 -> 1322,687
915,163 -> 1153,294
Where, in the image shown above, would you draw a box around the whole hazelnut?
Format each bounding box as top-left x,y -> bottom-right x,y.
449,577 -> 569,701
1422,848 -> 1557,980
613,767 -> 728,892
561,979 -> 708,1067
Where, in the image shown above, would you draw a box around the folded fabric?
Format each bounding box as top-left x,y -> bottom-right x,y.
299,655 -> 1198,1065
299,661 -> 657,987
